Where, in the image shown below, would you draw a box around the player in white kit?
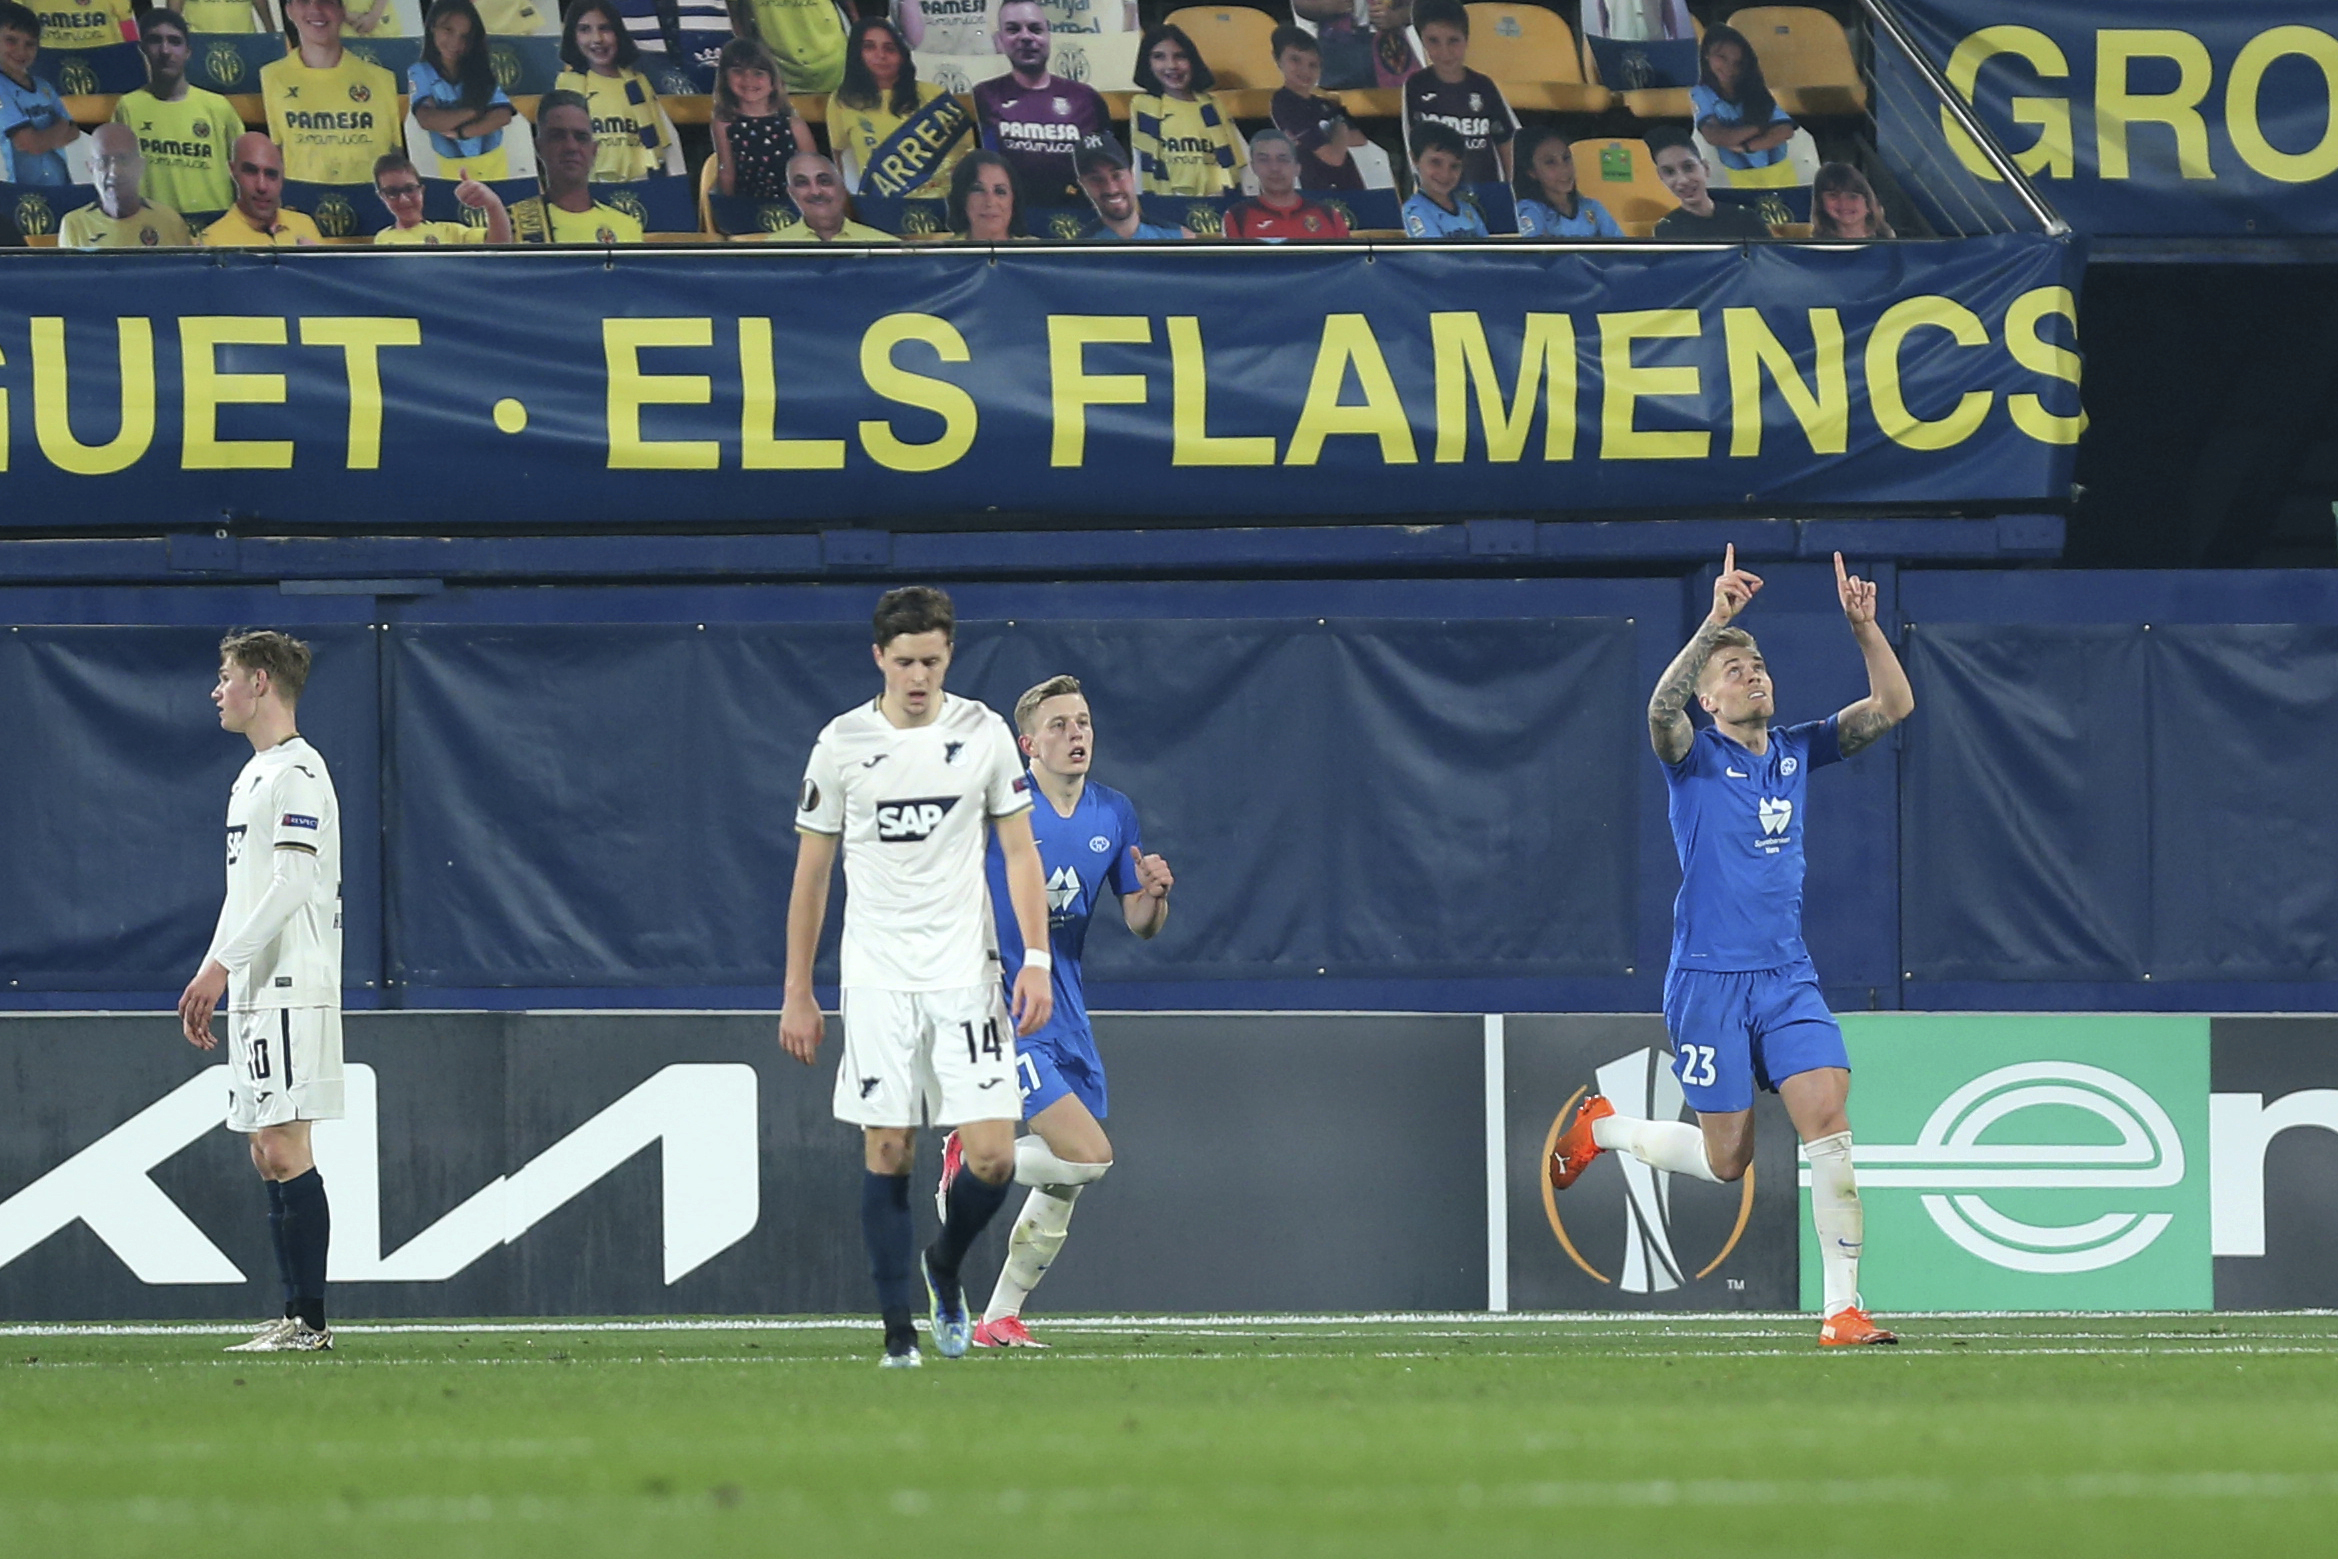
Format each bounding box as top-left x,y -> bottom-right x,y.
780,587 -> 1057,1367
177,631 -> 345,1354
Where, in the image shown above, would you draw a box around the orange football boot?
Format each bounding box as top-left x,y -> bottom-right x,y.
974,1316 -> 1047,1349
1819,1307 -> 1898,1346
1548,1094 -> 1616,1190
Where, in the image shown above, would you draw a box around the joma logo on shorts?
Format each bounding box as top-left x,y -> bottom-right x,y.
876,796 -> 960,841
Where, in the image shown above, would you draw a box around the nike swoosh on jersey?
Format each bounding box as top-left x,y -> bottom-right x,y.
1727,768 -> 1749,778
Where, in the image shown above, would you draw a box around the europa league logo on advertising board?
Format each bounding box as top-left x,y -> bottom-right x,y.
1540,1048 -> 1756,1294
1505,1017 -> 1796,1311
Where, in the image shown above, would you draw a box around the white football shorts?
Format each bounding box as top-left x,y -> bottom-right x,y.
224,1006 -> 346,1133
833,984 -> 1019,1128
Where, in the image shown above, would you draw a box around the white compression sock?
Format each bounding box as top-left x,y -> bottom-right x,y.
1590,1114 -> 1723,1184
1014,1135 -> 1112,1189
984,1187 -> 1079,1323
985,1138 -> 1112,1324
1805,1131 -> 1864,1315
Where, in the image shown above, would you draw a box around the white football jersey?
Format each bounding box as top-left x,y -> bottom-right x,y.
208,735 -> 343,1010
797,693 -> 1032,991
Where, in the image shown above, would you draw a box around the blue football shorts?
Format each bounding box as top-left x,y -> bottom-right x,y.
1661,960 -> 1849,1114
1015,1032 -> 1109,1120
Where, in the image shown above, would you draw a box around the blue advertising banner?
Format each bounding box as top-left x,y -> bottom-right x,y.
1890,1 -> 2338,236
0,237 -> 2083,527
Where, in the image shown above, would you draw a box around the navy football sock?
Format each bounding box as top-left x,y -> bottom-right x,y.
277,1168 -> 330,1330
264,1179 -> 296,1318
928,1166 -> 1011,1282
861,1171 -> 915,1336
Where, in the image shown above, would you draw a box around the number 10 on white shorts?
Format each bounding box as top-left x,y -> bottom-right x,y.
832,985 -> 1021,1128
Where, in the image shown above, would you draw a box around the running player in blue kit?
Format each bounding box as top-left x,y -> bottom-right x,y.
934,674 -> 1174,1348
1550,547 -> 1914,1346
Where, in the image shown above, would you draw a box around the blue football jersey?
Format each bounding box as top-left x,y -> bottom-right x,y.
1663,718 -> 1841,973
985,778 -> 1144,1055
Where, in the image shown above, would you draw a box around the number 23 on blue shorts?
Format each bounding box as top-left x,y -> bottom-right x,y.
1661,963 -> 1849,1114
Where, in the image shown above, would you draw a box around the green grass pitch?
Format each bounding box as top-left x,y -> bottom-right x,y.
5,1313 -> 2337,1557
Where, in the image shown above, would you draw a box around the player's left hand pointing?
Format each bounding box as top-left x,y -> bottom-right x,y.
1836,552 -> 1878,629
1129,846 -> 1173,899
1010,964 -> 1053,1037
178,960 -> 227,1049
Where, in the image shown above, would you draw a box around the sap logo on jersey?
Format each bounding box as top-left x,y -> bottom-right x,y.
877,795 -> 961,840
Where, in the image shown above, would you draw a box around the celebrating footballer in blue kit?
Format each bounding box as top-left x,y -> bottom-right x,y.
779,588 -> 1058,1368
1549,547 -> 1914,1347
937,674 -> 1173,1349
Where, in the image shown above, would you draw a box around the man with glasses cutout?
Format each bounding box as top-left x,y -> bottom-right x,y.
371,149 -> 512,244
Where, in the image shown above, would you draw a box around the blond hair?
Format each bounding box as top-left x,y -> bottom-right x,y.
1698,627 -> 1760,691
219,629 -> 312,702
1014,674 -> 1083,733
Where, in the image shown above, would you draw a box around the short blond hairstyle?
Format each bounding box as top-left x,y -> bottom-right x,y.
1014,674 -> 1083,733
1698,627 -> 1760,692
219,629 -> 313,703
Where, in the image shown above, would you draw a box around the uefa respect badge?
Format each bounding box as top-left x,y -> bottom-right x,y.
1802,1014 -> 2212,1312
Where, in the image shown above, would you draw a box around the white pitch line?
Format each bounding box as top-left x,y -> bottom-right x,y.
4,1312 -> 2336,1341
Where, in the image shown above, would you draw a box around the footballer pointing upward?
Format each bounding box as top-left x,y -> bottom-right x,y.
1550,549 -> 1914,1346
780,588 -> 1057,1367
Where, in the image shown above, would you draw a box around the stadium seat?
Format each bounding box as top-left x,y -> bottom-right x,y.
697,152 -> 717,234
1462,4 -> 1609,114
1569,136 -> 1675,226
1580,15 -> 1701,121
1164,5 -> 1279,89
1723,6 -> 1867,117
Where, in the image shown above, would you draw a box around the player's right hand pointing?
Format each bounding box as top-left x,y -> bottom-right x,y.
1709,543 -> 1763,627
778,991 -> 824,1065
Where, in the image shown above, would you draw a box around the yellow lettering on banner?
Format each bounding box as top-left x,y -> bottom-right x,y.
1285,315 -> 1416,467
1430,312 -> 1576,463
1598,309 -> 1709,461
1867,296 -> 1993,452
298,317 -> 420,471
2004,286 -> 2086,445
860,314 -> 977,474
1167,317 -> 1276,467
1943,27 -> 2073,182
605,318 -> 719,471
739,318 -> 847,470
1048,316 -> 1151,468
31,317 -> 156,477
1722,308 -> 1847,459
181,318 -> 293,470
2228,27 -> 2338,184
2096,30 -> 2215,181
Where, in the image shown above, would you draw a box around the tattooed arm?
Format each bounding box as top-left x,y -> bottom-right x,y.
1832,552 -> 1915,757
1651,546 -> 1762,763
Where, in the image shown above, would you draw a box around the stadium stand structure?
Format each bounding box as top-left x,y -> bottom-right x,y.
19,1 -> 1979,242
